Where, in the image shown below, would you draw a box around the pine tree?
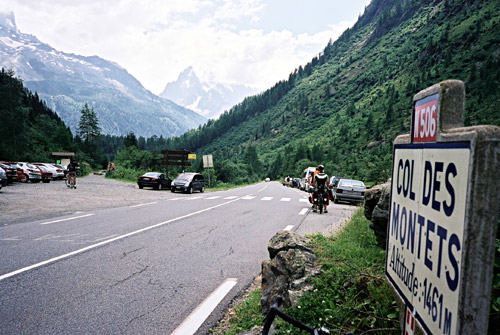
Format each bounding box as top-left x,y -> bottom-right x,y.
78,103 -> 101,143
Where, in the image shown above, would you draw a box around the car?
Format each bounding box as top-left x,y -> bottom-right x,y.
17,162 -> 42,183
292,178 -> 300,188
332,178 -> 366,204
171,172 -> 205,193
137,172 -> 171,190
0,167 -> 7,190
32,163 -> 65,180
54,164 -> 68,178
265,177 -> 270,182
0,163 -> 18,183
34,165 -> 53,183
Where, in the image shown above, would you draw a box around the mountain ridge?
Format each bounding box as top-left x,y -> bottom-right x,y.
0,11 -> 206,138
160,66 -> 257,120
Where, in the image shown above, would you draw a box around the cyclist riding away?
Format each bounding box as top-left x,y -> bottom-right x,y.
67,158 -> 79,188
312,165 -> 329,213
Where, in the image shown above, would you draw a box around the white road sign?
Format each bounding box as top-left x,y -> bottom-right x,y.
386,142 -> 471,335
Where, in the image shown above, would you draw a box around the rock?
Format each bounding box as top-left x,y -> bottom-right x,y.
261,231 -> 320,315
364,180 -> 391,249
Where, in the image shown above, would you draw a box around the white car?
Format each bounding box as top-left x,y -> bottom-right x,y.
17,162 -> 42,183
32,163 -> 65,180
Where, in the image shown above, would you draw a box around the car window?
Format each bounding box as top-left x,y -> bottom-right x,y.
339,179 -> 364,187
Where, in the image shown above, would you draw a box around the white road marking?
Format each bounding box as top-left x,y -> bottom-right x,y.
130,202 -> 157,208
169,197 -> 184,201
0,197 -> 244,282
299,208 -> 309,215
241,196 -> 256,200
261,197 -> 273,201
171,278 -> 238,335
280,198 -> 291,202
284,225 -> 294,231
205,196 -> 221,199
40,213 -> 94,225
185,196 -> 203,200
299,198 -> 309,203
224,196 -> 238,199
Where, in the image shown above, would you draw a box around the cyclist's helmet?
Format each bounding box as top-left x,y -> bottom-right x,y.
318,164 -> 324,172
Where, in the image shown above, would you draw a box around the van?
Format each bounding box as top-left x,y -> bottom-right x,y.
299,167 -> 317,191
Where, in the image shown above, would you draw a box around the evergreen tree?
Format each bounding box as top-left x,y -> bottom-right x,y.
78,103 -> 101,143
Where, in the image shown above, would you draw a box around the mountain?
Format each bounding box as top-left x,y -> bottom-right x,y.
160,67 -> 257,120
0,12 -> 206,137
163,0 -> 500,185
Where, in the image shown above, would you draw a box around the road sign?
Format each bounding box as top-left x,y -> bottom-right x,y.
387,142 -> 470,335
203,155 -> 213,168
387,80 -> 500,335
188,154 -> 196,160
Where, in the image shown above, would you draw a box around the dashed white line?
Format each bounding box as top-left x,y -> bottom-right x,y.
280,198 -> 291,202
171,278 -> 238,335
284,225 -> 294,231
241,196 -> 256,200
206,196 -> 221,199
130,202 -> 157,208
40,213 -> 94,225
299,208 -> 309,215
224,196 -> 239,199
299,198 -> 309,203
261,197 -> 273,201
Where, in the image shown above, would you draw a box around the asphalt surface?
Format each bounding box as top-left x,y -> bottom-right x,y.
0,174 -> 359,334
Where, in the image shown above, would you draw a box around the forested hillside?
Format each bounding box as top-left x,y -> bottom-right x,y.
162,0 -> 500,184
0,68 -> 73,162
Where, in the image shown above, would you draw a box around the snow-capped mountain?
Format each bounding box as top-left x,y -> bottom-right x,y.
0,12 -> 205,137
160,67 -> 257,120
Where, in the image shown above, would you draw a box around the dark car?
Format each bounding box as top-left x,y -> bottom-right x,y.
137,172 -> 171,190
0,163 -> 18,184
171,172 -> 205,193
332,178 -> 366,204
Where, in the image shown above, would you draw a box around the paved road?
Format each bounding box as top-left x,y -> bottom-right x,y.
0,176 -> 357,334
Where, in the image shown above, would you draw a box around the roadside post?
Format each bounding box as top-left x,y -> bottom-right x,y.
386,80 -> 500,334
203,154 -> 214,188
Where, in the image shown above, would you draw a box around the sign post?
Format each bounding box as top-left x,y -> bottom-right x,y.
161,149 -> 193,176
386,80 -> 500,334
203,155 -> 213,188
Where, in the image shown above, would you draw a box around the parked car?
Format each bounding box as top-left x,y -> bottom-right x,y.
32,163 -> 64,180
292,178 -> 300,188
54,164 -> 68,178
17,162 -> 42,183
0,163 -> 17,183
332,178 -> 366,204
34,165 -> 53,183
0,167 -> 7,190
171,173 -> 205,193
137,172 -> 171,190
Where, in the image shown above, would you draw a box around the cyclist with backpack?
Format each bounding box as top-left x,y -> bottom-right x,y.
67,158 -> 79,189
311,164 -> 329,213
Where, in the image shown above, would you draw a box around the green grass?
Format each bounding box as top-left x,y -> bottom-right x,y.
210,209 -> 400,334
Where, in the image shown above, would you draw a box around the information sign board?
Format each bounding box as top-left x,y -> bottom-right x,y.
413,93 -> 438,143
387,142 -> 470,335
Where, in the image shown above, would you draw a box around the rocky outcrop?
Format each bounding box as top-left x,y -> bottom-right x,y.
364,180 -> 391,249
260,231 -> 321,316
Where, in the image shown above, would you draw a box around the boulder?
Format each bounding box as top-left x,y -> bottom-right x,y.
364,180 -> 391,249
261,231 -> 320,315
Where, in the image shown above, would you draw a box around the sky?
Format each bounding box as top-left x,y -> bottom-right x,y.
3,0 -> 371,95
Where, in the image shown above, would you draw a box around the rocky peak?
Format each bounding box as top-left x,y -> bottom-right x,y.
0,11 -> 18,32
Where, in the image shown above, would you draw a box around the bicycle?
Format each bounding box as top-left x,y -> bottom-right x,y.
65,173 -> 76,189
263,296 -> 352,335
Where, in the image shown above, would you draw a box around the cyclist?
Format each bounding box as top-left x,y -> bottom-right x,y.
67,158 -> 79,188
312,165 -> 329,213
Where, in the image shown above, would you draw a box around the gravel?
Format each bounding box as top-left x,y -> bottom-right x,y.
0,173 -> 176,226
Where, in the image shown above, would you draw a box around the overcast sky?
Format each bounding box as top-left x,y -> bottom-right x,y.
3,0 -> 370,95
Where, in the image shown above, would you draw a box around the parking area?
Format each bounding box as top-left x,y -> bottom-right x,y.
0,174 -> 174,225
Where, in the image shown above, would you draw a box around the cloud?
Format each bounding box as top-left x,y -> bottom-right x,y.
3,0 -> 362,94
